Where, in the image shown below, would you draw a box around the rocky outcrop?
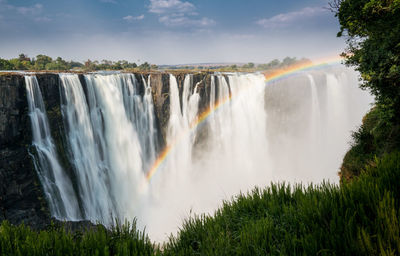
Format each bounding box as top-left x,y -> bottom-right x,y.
149,73 -> 171,145
0,74 -> 50,228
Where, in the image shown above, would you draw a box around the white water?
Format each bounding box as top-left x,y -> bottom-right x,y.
27,67 -> 373,241
58,73 -> 157,225
25,75 -> 80,220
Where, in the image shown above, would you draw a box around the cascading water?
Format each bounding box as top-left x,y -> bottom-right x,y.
25,75 -> 80,220
308,74 -> 321,138
26,67 -> 373,241
59,74 -> 117,224
58,73 -> 158,225
144,73 -> 272,241
160,74 -> 200,183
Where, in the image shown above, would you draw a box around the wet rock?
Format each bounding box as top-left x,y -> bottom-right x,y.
0,74 -> 50,228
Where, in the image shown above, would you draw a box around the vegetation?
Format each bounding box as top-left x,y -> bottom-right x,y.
1,0 -> 400,255
334,0 -> 400,180
340,106 -> 400,180
2,152 -> 400,255
161,57 -> 310,72
0,54 -> 307,72
0,54 -> 157,71
0,220 -> 159,256
163,152 -> 400,255
336,0 -> 400,121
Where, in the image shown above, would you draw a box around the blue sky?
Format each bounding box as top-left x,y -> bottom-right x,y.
0,0 -> 343,64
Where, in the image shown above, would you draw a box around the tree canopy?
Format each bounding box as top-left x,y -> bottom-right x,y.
335,0 -> 400,121
0,54 -> 155,71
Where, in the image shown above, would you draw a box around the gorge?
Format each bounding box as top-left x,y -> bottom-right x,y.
0,66 -> 372,241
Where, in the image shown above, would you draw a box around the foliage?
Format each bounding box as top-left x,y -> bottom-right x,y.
336,0 -> 400,121
34,54 -> 53,70
0,54 -> 156,71
333,0 -> 400,181
0,220 -> 159,256
256,57 -> 310,71
242,62 -> 255,69
0,58 -> 14,70
2,152 -> 400,255
340,106 -> 400,180
2,2 -> 400,252
163,152 -> 400,255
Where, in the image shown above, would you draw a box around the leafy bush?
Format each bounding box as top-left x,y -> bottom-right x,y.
340,106 -> 400,180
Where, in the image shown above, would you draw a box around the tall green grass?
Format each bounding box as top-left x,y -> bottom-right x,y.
163,152 -> 400,255
1,153 -> 399,255
0,220 -> 159,256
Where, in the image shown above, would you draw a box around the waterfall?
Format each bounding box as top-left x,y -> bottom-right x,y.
308,74 -> 321,135
157,74 -> 200,184
307,74 -> 322,159
144,73 -> 271,241
25,75 -> 80,220
324,72 -> 356,171
58,73 -> 158,224
59,74 -> 117,223
27,68 -> 372,241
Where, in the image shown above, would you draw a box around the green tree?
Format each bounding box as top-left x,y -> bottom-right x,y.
268,59 -> 280,67
230,64 -> 238,70
68,61 -> 84,69
335,0 -> 400,122
139,62 -> 151,71
243,62 -> 255,69
18,53 -> 30,62
8,58 -> 30,70
34,55 -> 53,70
84,59 -> 97,71
281,57 -> 296,67
0,59 -> 14,70
45,57 -> 70,70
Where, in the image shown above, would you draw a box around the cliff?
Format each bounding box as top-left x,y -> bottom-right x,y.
0,74 -> 50,228
0,71 -> 216,228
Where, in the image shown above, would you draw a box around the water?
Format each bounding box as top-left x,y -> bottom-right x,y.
58,73 -> 158,225
25,67 -> 373,241
25,75 -> 80,220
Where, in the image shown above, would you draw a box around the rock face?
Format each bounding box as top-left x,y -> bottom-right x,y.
150,73 -> 171,146
0,71 -> 216,228
149,72 -> 214,144
0,74 -> 50,228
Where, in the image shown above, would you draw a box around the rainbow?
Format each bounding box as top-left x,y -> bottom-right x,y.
145,55 -> 344,181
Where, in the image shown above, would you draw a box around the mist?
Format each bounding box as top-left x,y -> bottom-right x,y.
136,68 -> 372,241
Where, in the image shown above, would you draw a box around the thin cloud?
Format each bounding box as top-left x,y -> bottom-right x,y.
257,6 -> 328,28
0,1 -> 43,16
159,15 -> 215,27
16,4 -> 43,15
123,14 -> 145,22
148,0 -> 214,28
149,0 -> 195,14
